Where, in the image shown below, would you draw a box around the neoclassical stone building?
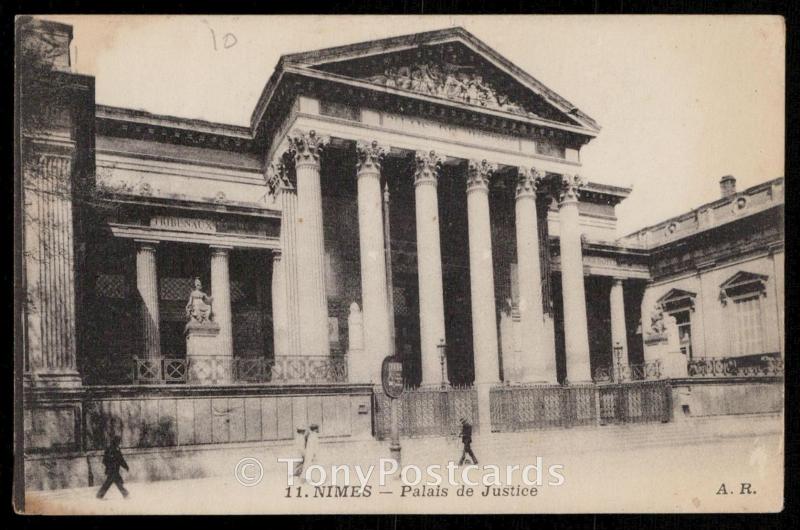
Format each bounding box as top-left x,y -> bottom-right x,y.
18,18 -> 783,489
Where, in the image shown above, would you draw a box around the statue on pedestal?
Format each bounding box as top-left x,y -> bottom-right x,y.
643,303 -> 687,378
645,304 -> 667,342
185,277 -> 213,324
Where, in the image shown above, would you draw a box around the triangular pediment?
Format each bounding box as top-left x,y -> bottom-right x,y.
720,271 -> 768,290
657,288 -> 696,311
280,28 -> 599,133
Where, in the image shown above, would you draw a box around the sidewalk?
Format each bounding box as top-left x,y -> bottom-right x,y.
25,412 -> 783,514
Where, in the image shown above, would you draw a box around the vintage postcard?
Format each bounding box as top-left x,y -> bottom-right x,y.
15,14 -> 785,514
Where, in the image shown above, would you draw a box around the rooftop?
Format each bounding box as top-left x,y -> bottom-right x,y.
619,177 -> 784,250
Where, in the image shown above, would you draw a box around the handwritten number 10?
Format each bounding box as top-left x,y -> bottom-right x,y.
208,28 -> 237,50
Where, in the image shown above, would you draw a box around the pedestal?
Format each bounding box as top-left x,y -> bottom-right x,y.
644,337 -> 688,379
185,321 -> 227,385
347,302 -> 370,384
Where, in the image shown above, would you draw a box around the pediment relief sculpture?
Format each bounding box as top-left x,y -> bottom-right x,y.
364,61 -> 538,119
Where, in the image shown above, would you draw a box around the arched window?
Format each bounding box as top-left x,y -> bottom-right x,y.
720,272 -> 769,357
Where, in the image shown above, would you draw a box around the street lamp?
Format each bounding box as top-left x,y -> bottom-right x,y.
613,341 -> 624,383
437,338 -> 447,389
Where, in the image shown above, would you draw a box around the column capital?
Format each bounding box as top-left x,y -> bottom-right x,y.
515,166 -> 545,199
287,129 -> 329,167
210,245 -> 233,256
612,277 -> 626,285
271,248 -> 283,262
134,239 -> 159,251
558,173 -> 584,205
467,159 -> 497,193
355,140 -> 386,175
414,150 -> 443,187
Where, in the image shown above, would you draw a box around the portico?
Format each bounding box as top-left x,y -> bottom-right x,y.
78,27 -> 652,393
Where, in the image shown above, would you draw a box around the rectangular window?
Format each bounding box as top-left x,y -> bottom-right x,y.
731,295 -> 765,356
671,310 -> 693,358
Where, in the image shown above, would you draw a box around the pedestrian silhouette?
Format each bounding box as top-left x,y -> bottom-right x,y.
97,435 -> 129,499
292,426 -> 307,480
458,418 -> 478,465
306,424 -> 320,468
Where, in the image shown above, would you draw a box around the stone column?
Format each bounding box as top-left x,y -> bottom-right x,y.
287,130 -> 330,356
270,250 -> 287,356
466,160 -> 500,431
558,175 -> 592,383
610,278 -> 630,378
414,151 -> 448,386
210,245 -> 233,359
514,167 -> 556,383
355,140 -> 391,383
23,147 -> 81,386
135,239 -> 161,360
466,160 -> 501,385
268,159 -> 301,356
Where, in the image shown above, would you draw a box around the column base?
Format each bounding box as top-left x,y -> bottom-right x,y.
24,371 -> 82,388
346,348 -> 372,385
474,382 -> 496,433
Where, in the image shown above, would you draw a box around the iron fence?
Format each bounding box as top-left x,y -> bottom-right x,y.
133,357 -> 187,384
131,355 -> 347,385
593,360 -> 663,383
490,381 -> 672,432
687,355 -> 783,378
374,384 -> 479,440
597,381 -> 672,425
271,355 -> 348,384
490,384 -> 598,432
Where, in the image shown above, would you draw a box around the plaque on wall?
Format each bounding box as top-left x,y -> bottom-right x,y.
150,216 -> 216,233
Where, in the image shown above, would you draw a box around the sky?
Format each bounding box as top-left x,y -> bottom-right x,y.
46,15 -> 785,235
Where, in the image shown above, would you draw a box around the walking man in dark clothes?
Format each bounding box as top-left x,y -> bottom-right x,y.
458,418 -> 478,465
97,435 -> 129,499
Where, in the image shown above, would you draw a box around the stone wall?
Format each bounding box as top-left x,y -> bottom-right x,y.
24,384 -> 373,490
670,378 -> 783,419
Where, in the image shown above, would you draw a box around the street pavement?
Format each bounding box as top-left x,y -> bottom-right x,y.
24,412 -> 784,514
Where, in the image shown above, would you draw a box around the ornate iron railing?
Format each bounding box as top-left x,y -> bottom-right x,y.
490,381 -> 672,432
490,383 -> 599,431
593,360 -> 662,383
687,355 -> 783,378
271,355 -> 348,384
597,381 -> 672,425
374,384 -> 479,440
132,355 -> 348,385
133,357 -> 188,384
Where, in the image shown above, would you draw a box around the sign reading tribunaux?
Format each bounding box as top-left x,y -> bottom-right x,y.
150,216 -> 216,233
